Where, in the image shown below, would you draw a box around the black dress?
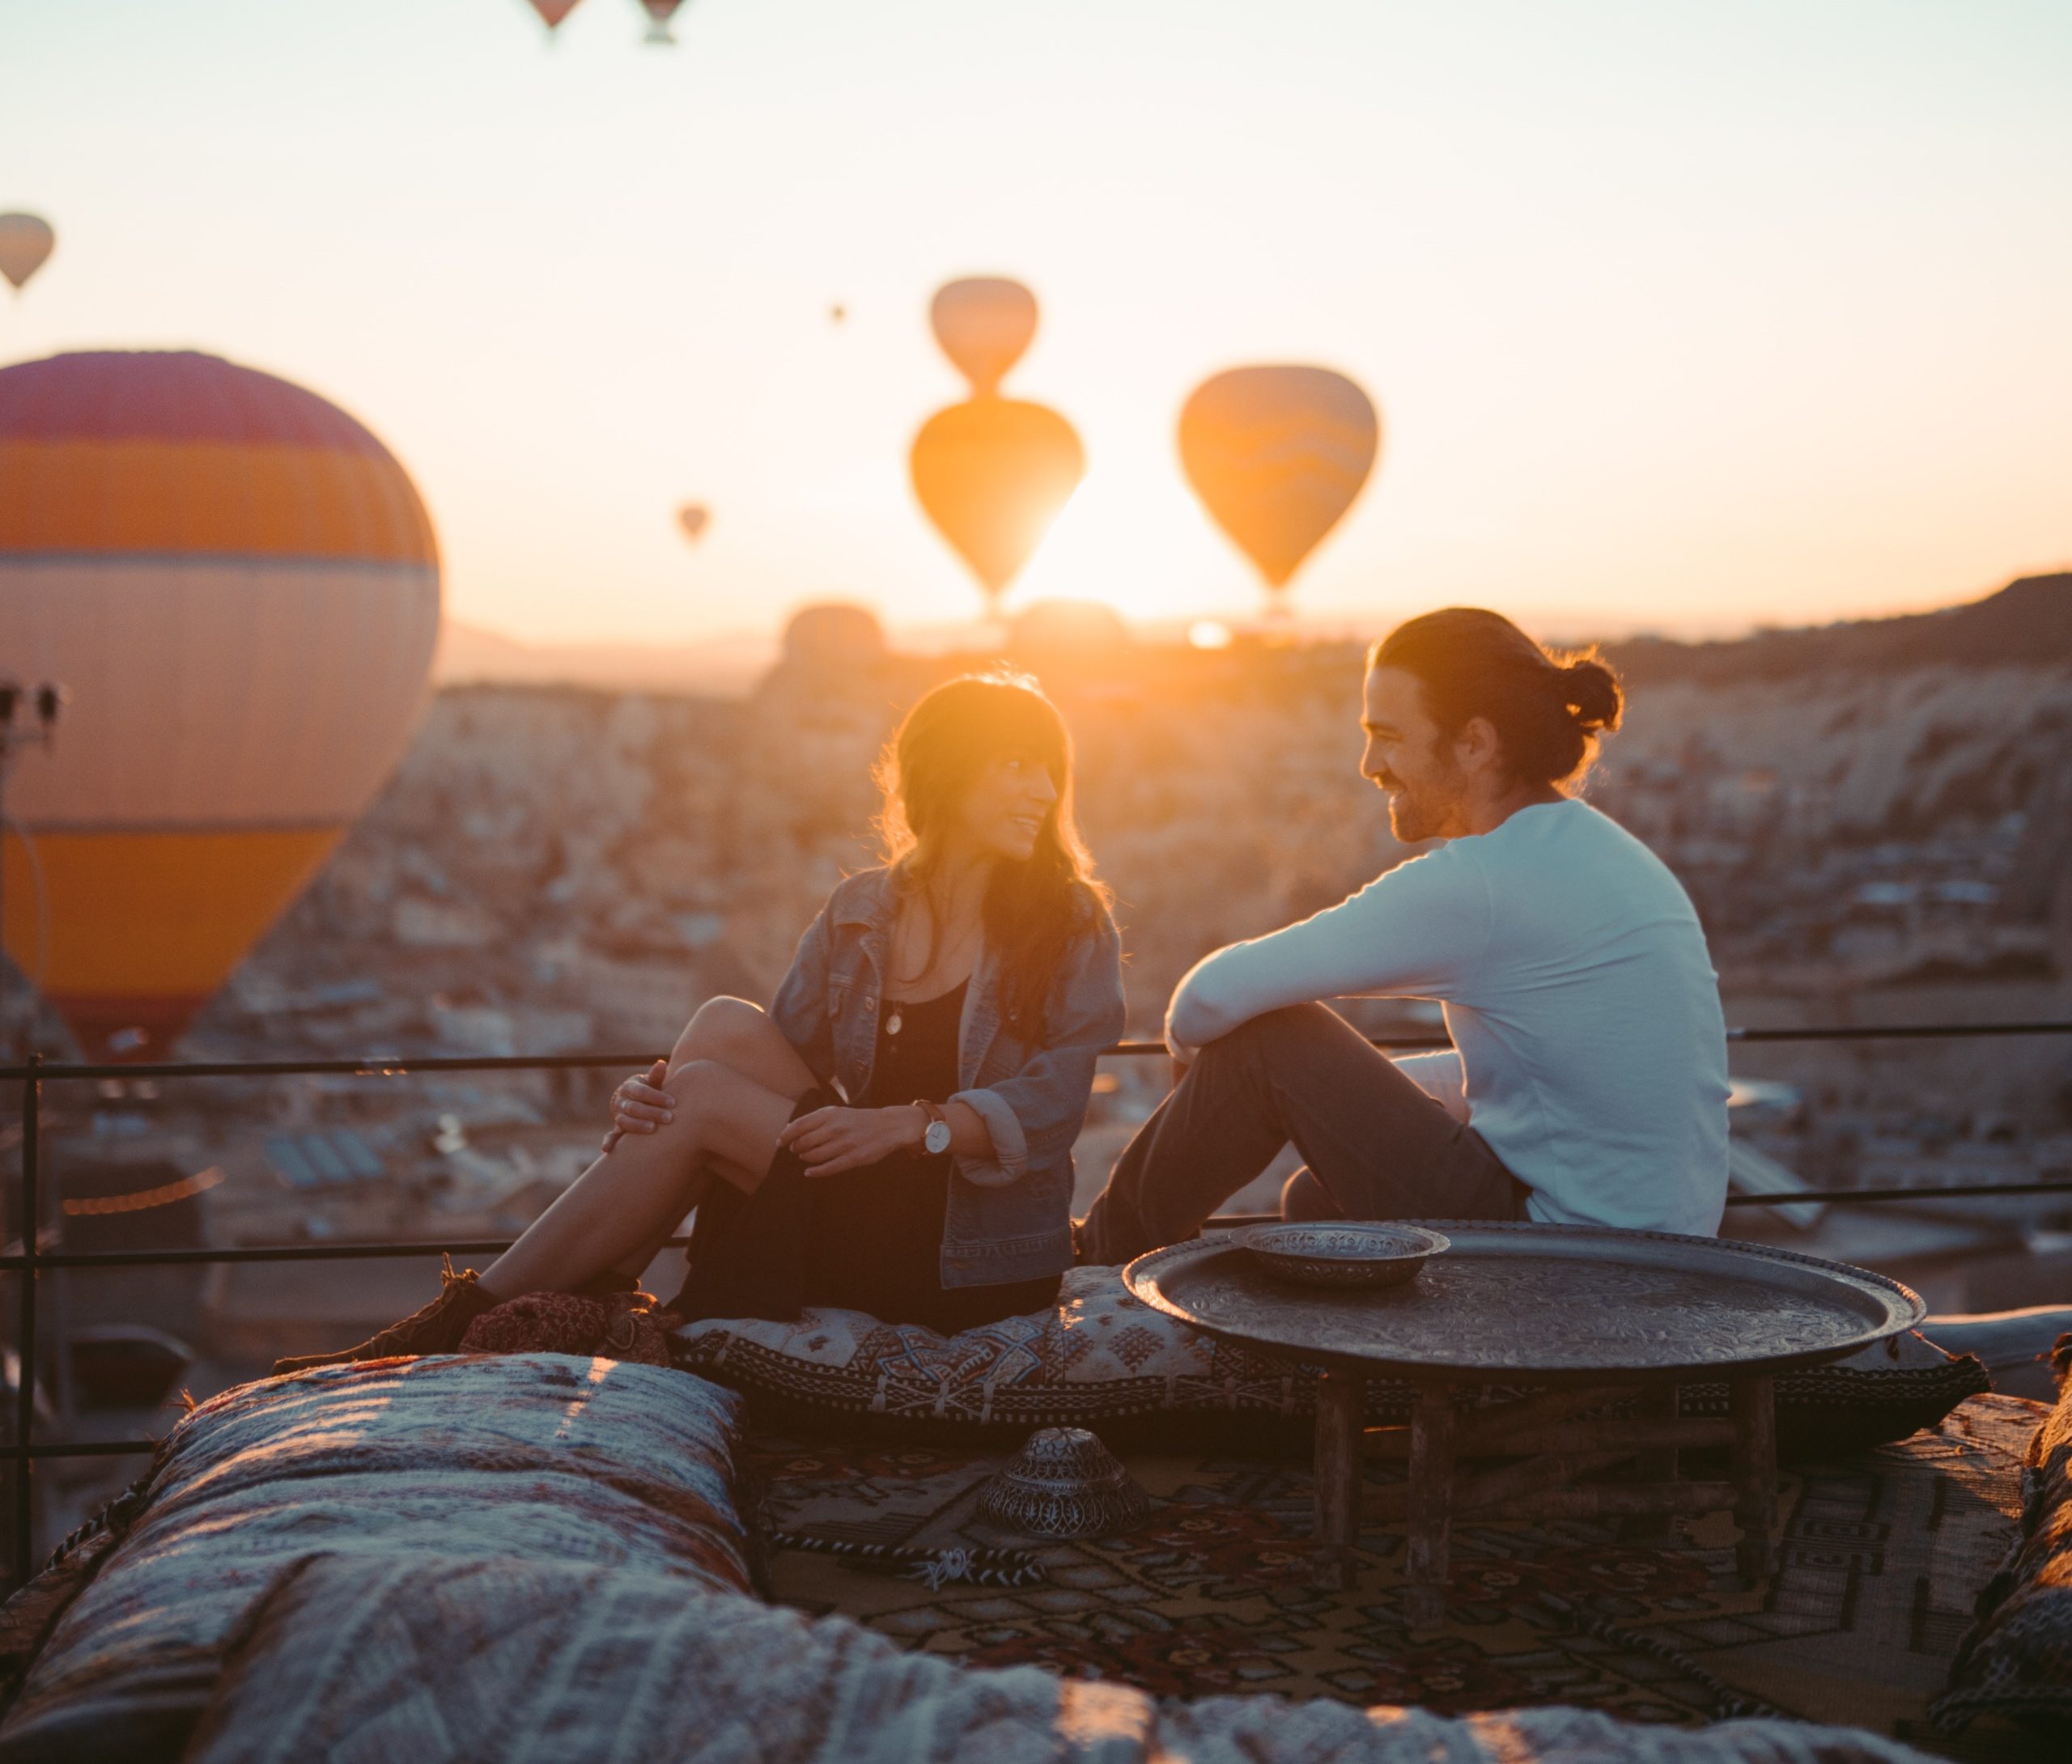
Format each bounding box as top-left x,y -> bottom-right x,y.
673,979 -> 1063,1333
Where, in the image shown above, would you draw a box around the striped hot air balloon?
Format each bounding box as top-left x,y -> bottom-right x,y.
0,350 -> 439,1059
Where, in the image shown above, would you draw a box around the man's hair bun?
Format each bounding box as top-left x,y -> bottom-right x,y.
1563,657 -> 1623,734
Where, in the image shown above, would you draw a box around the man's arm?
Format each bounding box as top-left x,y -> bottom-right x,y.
1166,842 -> 1492,1058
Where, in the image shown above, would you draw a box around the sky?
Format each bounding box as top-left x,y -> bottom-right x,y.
2,0 -> 2069,647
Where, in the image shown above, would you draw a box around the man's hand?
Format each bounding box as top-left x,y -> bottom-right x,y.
601,1058 -> 673,1154
779,1105 -> 927,1177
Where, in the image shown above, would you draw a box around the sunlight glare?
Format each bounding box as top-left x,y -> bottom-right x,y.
1010,460 -> 1246,625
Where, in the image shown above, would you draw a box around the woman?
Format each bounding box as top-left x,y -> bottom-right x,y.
277,671 -> 1125,1369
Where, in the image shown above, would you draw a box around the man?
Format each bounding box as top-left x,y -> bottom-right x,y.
1078,607 -> 1730,1262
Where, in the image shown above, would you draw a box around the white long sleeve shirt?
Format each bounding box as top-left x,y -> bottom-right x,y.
1167,799 -> 1730,1236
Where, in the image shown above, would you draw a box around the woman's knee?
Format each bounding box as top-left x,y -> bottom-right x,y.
672,996 -> 766,1062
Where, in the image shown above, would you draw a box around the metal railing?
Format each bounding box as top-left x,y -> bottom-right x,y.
5,1016 -> 2071,1586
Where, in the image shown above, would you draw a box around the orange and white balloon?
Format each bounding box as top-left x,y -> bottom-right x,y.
0,214 -> 56,295
928,278 -> 1039,396
0,350 -> 440,1059
1178,366 -> 1380,603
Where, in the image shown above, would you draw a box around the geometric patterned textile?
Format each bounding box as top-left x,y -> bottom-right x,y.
177,1553 -> 1943,1764
0,1354 -> 750,1762
1933,1363 -> 2072,1734
751,1395 -> 2046,1761
675,1265 -> 1989,1457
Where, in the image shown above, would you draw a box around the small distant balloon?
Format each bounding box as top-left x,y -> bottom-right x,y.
637,0 -> 687,42
911,397 -> 1085,618
676,502 -> 709,543
829,303 -> 847,324
525,0 -> 584,32
1178,365 -> 1379,606
0,214 -> 56,295
929,278 -> 1039,396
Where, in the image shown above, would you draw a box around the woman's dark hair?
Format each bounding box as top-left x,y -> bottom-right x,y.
875,670 -> 1110,1034
1369,608 -> 1623,789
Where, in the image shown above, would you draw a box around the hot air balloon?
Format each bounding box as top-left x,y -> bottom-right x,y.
0,351 -> 439,1060
676,502 -> 709,542
0,214 -> 56,296
911,397 -> 1085,617
1178,366 -> 1380,608
929,278 -> 1038,396
525,0 -> 584,33
637,0 -> 688,41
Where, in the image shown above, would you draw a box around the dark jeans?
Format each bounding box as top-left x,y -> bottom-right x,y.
1079,1003 -> 1529,1265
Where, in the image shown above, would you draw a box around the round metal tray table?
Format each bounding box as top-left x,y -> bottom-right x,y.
1124,1223 -> 1924,1624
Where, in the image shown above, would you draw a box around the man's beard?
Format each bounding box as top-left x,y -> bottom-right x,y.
1386,773 -> 1466,843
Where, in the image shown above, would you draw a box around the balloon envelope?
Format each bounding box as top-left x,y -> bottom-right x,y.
1178,366 -> 1380,592
639,0 -> 686,42
0,351 -> 440,1058
676,502 -> 709,541
0,214 -> 56,294
929,278 -> 1038,395
910,396 -> 1085,611
527,0 -> 584,30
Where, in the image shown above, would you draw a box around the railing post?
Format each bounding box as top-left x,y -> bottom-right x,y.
14,1052 -> 40,1586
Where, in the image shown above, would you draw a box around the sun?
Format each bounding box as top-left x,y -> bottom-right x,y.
1010,464 -> 1249,626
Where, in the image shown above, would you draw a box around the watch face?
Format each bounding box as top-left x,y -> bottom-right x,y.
924,1120 -> 953,1156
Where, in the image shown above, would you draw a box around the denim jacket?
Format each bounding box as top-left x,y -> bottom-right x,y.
770,866 -> 1127,1288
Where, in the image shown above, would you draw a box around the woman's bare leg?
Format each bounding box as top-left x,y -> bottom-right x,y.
482,1056 -> 798,1300
594,998 -> 819,1279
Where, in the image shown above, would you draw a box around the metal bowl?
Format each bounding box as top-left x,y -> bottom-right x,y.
978,1427 -> 1149,1540
1230,1221 -> 1450,1291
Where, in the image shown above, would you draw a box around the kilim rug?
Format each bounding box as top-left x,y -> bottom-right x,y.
747,1393 -> 2049,1764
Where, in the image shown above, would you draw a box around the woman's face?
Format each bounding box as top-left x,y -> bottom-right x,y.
956,751 -> 1059,862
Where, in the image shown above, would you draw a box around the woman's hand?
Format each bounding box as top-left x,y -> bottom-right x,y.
779,1105 -> 926,1178
601,1059 -> 673,1154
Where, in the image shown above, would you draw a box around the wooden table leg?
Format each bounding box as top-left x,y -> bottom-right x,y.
1311,1364 -> 1363,1592
1621,1382 -> 1679,1543
1730,1374 -> 1777,1582
1404,1384 -> 1456,1627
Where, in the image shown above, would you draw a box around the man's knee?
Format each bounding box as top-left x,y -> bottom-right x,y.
1280,1166 -> 1343,1223
1200,1002 -> 1339,1070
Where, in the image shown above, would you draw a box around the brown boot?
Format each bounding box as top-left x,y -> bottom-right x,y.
272,1257 -> 501,1375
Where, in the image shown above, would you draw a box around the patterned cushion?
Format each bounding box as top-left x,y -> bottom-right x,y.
673,1264 -> 1987,1456
178,1552 -> 1941,1764
1932,1342 -> 2072,1732
0,1354 -> 750,1763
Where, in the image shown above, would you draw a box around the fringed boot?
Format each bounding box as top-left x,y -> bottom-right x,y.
272,1257 -> 500,1375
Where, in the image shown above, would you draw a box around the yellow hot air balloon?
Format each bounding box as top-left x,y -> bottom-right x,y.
1178,365 -> 1380,607
0,214 -> 56,295
929,278 -> 1038,396
0,350 -> 439,1060
911,396 -> 1085,617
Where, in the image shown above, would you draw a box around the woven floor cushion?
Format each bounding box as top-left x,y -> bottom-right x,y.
177,1551 -> 1940,1764
0,1353 -> 751,1764
1932,1339 -> 2072,1732
673,1263 -> 1986,1457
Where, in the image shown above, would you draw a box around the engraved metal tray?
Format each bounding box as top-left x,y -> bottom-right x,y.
1123,1222 -> 1925,1383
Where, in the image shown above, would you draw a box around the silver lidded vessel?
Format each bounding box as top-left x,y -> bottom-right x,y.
979,1427 -> 1149,1540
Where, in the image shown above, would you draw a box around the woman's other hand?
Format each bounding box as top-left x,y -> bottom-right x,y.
602,1059 -> 674,1153
779,1105 -> 924,1177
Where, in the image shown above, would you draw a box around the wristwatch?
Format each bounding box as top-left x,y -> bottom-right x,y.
911,1099 -> 953,1156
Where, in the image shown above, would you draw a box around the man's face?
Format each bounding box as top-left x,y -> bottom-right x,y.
1361,666 -> 1471,842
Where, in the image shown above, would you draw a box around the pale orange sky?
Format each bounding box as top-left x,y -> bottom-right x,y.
2,0 -> 2068,645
